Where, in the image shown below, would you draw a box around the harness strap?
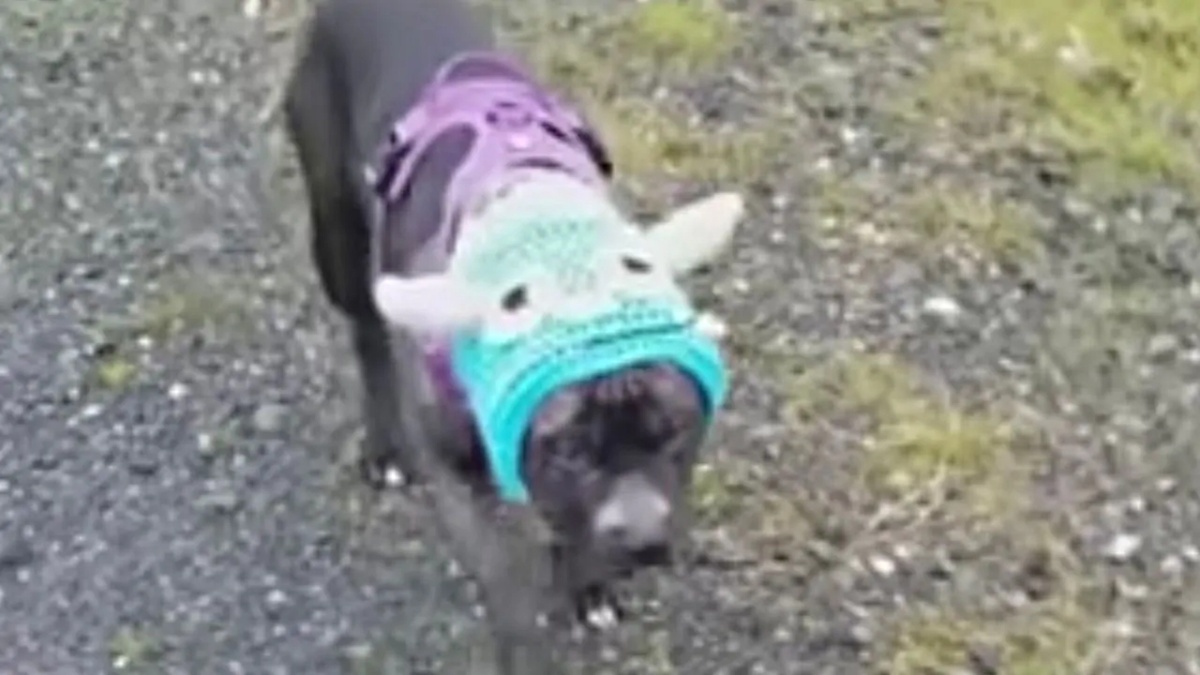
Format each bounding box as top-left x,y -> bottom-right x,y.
369,52 -> 612,282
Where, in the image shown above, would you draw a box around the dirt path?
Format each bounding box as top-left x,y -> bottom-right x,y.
2,1 -> 1197,673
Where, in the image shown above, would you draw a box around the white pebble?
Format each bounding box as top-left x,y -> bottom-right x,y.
1103,533 -> 1142,562
921,295 -> 963,320
868,554 -> 896,577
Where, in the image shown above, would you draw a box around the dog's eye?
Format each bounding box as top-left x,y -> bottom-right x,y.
501,284 -> 529,312
621,256 -> 652,274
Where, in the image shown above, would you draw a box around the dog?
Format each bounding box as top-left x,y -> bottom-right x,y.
283,0 -> 744,671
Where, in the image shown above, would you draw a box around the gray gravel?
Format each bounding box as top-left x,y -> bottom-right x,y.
1,1 -> 476,673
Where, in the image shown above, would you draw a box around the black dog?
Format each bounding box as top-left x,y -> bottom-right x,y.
283,0 -> 743,671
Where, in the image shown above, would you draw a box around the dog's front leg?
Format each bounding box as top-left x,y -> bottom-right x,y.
423,472 -> 562,674
352,317 -> 422,487
551,546 -> 625,633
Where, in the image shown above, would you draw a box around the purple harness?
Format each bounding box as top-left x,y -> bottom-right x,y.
369,52 -> 613,403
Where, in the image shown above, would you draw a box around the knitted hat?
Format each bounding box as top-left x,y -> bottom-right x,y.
372,176 -> 744,501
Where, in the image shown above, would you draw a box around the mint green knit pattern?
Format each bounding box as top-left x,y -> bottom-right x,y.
447,184 -> 729,501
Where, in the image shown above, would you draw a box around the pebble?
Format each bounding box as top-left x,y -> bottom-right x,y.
341,643 -> 372,663
0,537 -> 36,571
1182,545 -> 1199,563
921,295 -> 963,320
1102,533 -> 1142,562
1147,333 -> 1179,359
868,554 -> 897,577
264,589 -> 288,616
198,488 -> 240,514
253,403 -> 288,434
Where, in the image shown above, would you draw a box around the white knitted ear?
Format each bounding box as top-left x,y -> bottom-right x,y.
372,274 -> 487,333
644,192 -> 744,275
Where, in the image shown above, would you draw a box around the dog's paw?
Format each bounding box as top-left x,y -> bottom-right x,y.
584,602 -> 620,631
573,585 -> 624,633
358,451 -> 410,490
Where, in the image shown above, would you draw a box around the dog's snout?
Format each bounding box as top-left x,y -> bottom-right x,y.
593,474 -> 672,562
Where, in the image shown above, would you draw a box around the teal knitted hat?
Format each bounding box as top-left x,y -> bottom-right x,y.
372,175 -> 745,501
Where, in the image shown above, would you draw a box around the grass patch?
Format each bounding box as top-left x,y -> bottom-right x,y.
883,590 -> 1108,675
899,185 -> 1040,265
587,97 -> 777,188
916,0 -> 1200,189
86,276 -> 252,392
630,628 -> 676,674
787,352 -> 1018,502
97,278 -> 251,346
92,353 -> 138,391
816,174 -> 1042,266
508,4 -> 773,195
623,0 -> 738,72
690,461 -> 744,525
109,626 -> 161,671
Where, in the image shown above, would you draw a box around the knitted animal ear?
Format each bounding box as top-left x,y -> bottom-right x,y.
643,192 -> 744,275
372,274 -> 487,333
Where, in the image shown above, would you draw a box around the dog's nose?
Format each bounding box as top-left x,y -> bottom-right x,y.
593,474 -> 672,561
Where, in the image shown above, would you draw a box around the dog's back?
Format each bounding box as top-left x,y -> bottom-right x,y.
303,0 -> 492,155
285,0 -> 492,318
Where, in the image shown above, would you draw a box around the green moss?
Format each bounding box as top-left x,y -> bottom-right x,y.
787,352 -> 1017,500
900,186 -> 1040,265
132,288 -> 237,341
96,278 -> 250,346
624,0 -> 738,71
690,461 -> 742,524
508,4 -> 769,196
920,0 -> 1200,188
589,97 -> 776,189
631,628 -> 676,674
109,626 -> 161,671
815,175 -> 1041,265
93,354 -> 138,390
885,598 -> 1101,675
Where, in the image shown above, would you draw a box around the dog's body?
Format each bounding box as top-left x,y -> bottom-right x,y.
284,0 -> 743,671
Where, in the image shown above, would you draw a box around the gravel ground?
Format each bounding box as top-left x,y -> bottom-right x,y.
2,0 -> 1198,674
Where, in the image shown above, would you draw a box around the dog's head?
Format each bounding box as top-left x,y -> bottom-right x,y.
371,185 -> 744,577
520,362 -> 707,579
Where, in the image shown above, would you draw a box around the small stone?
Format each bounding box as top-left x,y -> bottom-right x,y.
197,432 -> 216,456
1102,533 -> 1142,562
1160,556 -> 1184,577
848,622 -> 873,646
0,537 -> 36,571
921,295 -> 963,320
696,312 -> 728,340
1147,333 -> 1179,359
167,382 -> 188,401
383,467 -> 406,487
341,643 -> 372,663
929,554 -> 955,581
868,554 -> 896,577
1181,545 -> 1199,563
968,642 -> 1002,675
127,454 -> 159,477
265,589 -> 288,615
198,488 -> 240,514
252,404 -> 287,434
